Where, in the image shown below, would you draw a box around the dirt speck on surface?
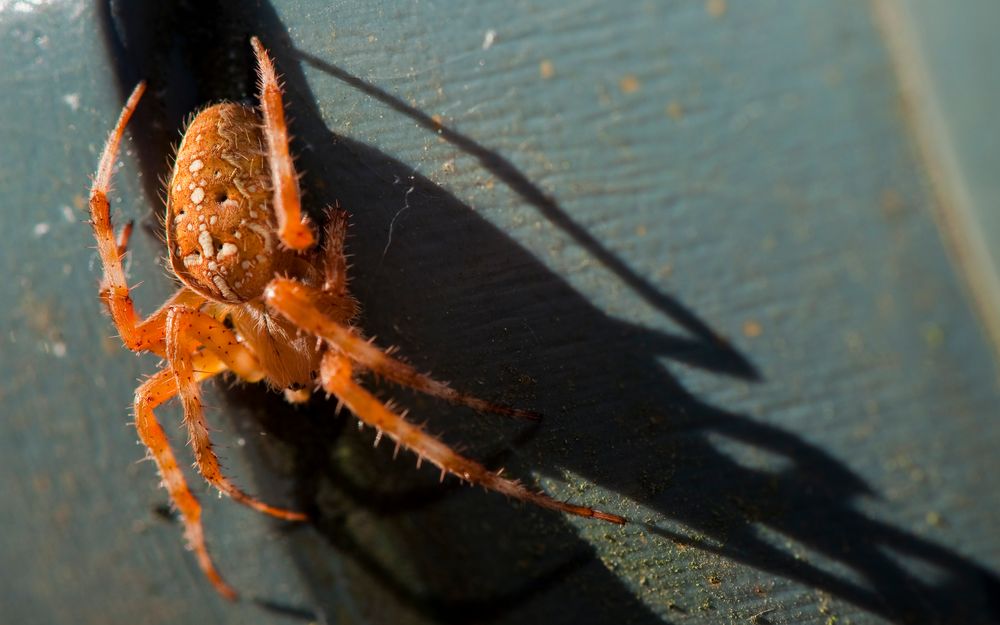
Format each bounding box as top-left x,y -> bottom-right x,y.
742,320 -> 763,338
881,188 -> 904,219
706,0 -> 727,18
619,75 -> 641,94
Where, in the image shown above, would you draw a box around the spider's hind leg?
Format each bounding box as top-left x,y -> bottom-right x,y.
318,351 -> 626,524
265,279 -> 624,522
265,278 -> 542,421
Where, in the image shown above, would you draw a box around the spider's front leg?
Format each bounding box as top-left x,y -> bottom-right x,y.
90,81 -> 205,355
164,306 -> 308,521
250,37 -> 314,251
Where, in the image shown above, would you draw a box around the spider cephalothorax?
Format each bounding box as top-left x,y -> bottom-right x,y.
90,37 -> 624,600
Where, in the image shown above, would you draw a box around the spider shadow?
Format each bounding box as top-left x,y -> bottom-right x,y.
100,2 -> 1000,624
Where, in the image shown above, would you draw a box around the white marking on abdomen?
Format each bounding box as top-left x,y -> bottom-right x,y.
198,230 -> 215,257
212,275 -> 238,300
217,242 -> 239,259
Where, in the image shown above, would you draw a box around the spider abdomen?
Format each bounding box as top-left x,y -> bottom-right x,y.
167,103 -> 284,302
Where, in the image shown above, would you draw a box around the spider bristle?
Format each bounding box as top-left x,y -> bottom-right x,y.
181,110 -> 199,135
372,430 -> 383,448
392,441 -> 401,460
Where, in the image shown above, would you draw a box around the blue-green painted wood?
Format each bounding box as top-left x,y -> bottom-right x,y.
1,1 -> 998,624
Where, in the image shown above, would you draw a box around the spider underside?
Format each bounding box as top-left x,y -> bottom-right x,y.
89,37 -> 625,600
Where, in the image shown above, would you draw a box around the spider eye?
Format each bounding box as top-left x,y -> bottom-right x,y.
215,190 -> 228,203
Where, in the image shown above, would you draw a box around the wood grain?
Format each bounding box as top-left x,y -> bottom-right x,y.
0,1 -> 997,623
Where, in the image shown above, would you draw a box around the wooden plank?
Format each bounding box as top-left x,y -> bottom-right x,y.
0,1 -> 997,623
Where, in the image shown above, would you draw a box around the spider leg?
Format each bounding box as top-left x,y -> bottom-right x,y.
304,207 -> 359,325
134,357 -> 237,600
164,305 -> 307,521
97,287 -> 205,357
250,37 -> 314,251
90,81 -> 206,355
264,278 -> 541,420
112,219 -> 133,257
320,207 -> 352,298
319,351 -> 626,524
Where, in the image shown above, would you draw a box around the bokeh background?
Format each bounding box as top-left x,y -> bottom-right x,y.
1,1 -> 998,624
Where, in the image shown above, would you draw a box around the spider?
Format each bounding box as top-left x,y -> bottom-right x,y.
90,37 -> 626,599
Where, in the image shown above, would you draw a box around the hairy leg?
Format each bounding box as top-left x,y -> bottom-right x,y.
265,278 -> 540,420
319,351 -> 625,524
250,36 -> 314,251
134,357 -> 237,599
164,306 -> 307,521
320,208 -> 351,296
90,81 -> 206,355
316,207 -> 360,324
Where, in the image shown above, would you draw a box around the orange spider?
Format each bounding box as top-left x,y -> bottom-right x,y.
90,37 -> 626,599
